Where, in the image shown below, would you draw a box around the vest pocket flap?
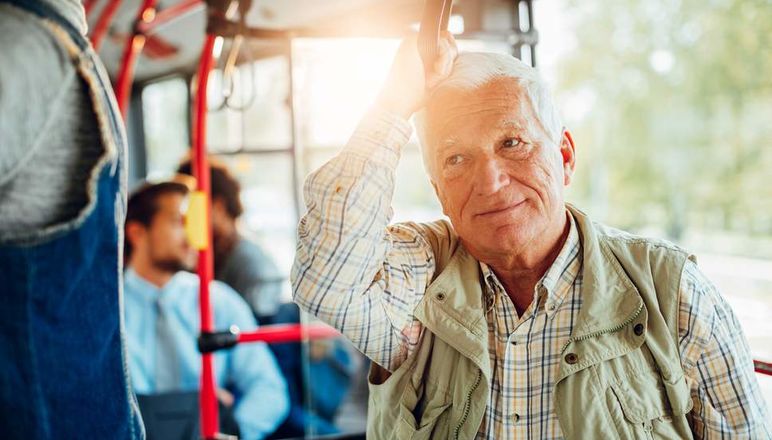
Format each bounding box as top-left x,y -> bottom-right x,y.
662,373 -> 693,415
610,373 -> 673,423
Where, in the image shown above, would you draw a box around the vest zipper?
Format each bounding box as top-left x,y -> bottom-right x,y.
454,369 -> 483,440
560,302 -> 644,354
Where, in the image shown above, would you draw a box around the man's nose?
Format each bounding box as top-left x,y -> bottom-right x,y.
474,158 -> 510,196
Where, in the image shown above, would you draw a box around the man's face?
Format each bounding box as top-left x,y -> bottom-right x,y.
145,192 -> 197,273
210,197 -> 229,245
426,78 -> 575,262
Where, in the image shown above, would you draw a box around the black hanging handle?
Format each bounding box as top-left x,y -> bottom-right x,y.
417,0 -> 453,75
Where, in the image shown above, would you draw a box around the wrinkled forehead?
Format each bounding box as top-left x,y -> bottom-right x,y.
424,77 -> 536,144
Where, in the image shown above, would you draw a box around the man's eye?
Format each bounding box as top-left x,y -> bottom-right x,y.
445,154 -> 464,166
502,138 -> 523,149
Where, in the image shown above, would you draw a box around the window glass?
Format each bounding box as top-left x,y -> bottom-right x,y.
207,55 -> 293,152
142,77 -> 190,179
212,152 -> 297,300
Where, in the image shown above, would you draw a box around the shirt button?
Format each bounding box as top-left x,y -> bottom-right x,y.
435,292 -> 446,302
565,352 -> 579,364
510,339 -> 517,346
512,413 -> 521,423
634,323 -> 645,336
547,303 -> 556,312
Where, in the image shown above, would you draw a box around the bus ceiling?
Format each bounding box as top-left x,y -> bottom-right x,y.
85,0 -> 539,84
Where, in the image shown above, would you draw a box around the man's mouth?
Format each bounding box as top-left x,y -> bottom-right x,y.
475,200 -> 526,218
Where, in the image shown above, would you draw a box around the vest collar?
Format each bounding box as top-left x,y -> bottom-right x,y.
413,204 -> 645,378
414,245 -> 491,377
566,204 -> 644,340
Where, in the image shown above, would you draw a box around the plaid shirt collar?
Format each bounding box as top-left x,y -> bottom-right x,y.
479,210 -> 580,317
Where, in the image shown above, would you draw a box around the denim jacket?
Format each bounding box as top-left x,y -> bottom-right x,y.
0,1 -> 143,438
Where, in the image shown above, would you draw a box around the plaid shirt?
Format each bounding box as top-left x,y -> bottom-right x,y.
292,111 -> 771,439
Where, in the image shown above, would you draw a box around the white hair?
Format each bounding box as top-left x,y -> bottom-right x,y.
414,52 -> 563,179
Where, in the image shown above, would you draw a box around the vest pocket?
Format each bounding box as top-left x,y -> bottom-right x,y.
607,372 -> 691,440
397,402 -> 452,440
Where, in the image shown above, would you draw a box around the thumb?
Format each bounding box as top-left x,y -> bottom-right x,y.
434,33 -> 458,76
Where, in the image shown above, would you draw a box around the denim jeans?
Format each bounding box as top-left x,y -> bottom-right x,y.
0,1 -> 143,438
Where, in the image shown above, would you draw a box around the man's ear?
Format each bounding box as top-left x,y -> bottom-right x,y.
211,197 -> 227,217
125,221 -> 146,249
560,130 -> 577,186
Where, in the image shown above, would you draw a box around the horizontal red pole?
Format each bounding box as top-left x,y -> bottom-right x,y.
237,323 -> 341,345
755,359 -> 772,376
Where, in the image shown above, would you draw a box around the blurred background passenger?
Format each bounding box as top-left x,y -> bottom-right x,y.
179,159 -> 283,323
123,179 -> 289,439
177,159 -> 365,438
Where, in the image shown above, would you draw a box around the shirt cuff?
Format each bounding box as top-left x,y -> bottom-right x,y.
343,108 -> 413,170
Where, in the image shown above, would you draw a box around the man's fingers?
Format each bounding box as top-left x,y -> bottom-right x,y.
433,41 -> 449,75
432,34 -> 458,78
441,31 -> 458,52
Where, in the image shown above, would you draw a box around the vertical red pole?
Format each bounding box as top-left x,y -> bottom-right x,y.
192,34 -> 219,440
91,0 -> 122,50
84,0 -> 99,18
115,0 -> 157,119
115,34 -> 143,118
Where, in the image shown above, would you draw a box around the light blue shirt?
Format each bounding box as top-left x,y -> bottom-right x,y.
124,269 -> 289,440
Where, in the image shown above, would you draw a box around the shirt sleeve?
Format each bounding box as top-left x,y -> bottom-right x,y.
291,110 -> 436,371
215,283 -> 290,440
678,260 -> 772,439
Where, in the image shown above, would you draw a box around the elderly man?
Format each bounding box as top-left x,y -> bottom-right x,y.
291,35 -> 770,439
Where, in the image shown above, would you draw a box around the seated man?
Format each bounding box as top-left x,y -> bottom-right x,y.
123,180 -> 289,440
178,159 -> 284,323
292,34 -> 771,438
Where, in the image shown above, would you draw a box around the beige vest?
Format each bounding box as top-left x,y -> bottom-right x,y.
366,205 -> 695,439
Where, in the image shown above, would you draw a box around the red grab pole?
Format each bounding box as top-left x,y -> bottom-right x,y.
192,33 -> 219,440
91,0 -> 122,50
137,0 -> 203,34
115,0 -> 157,118
755,359 -> 772,376
84,0 -> 99,18
237,324 -> 341,345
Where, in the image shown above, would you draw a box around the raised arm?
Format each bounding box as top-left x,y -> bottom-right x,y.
291,35 -> 458,371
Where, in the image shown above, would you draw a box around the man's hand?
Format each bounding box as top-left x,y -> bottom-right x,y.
375,32 -> 458,119
216,388 -> 235,408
